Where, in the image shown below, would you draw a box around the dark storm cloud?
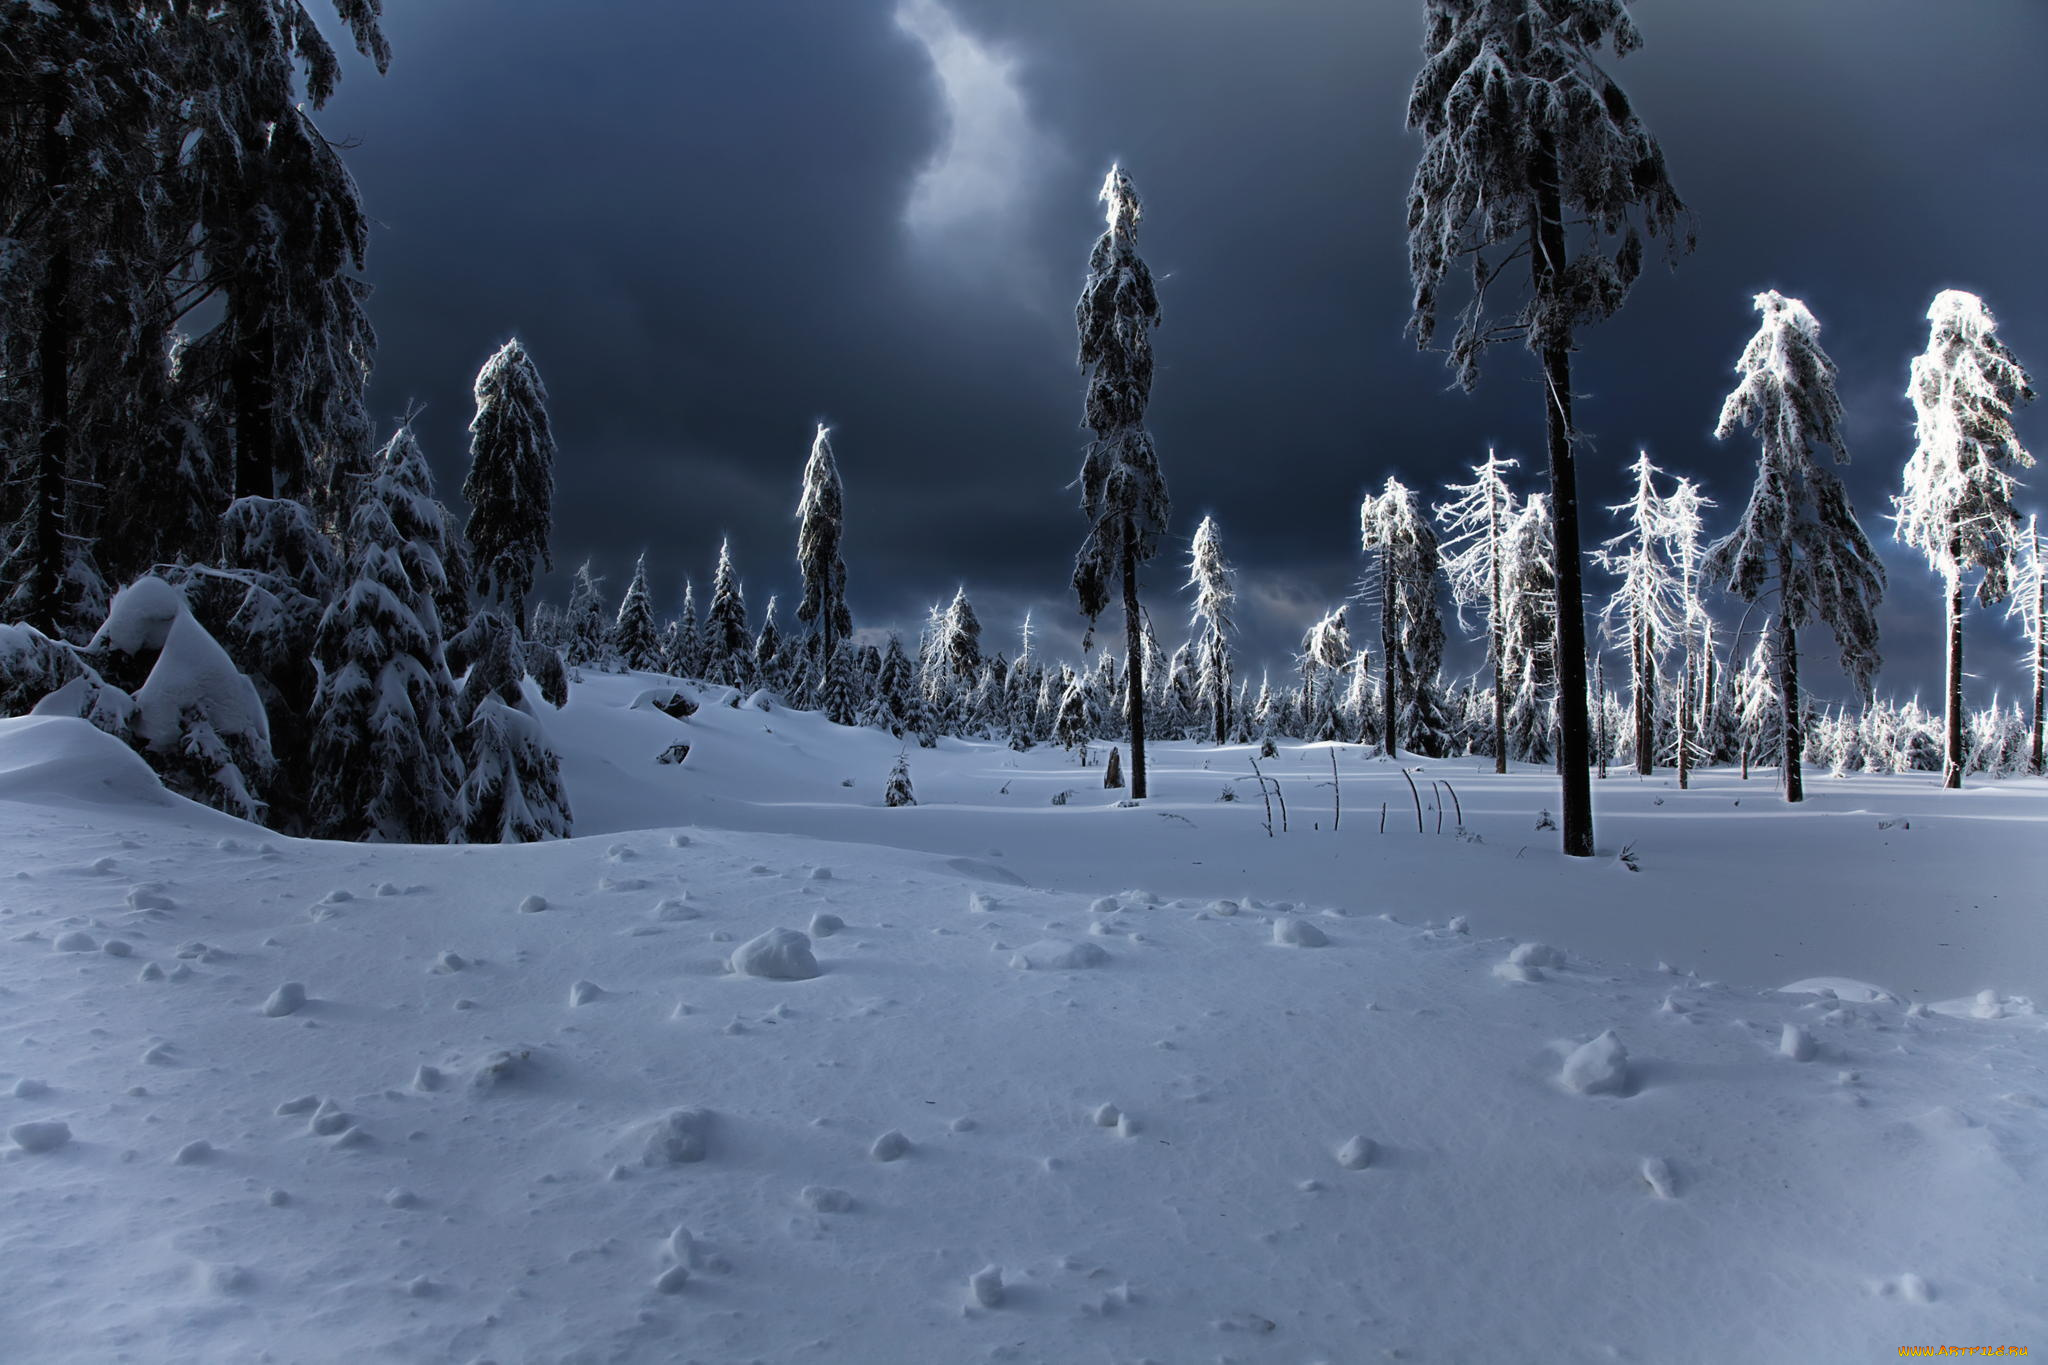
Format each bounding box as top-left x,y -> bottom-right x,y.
315,0 -> 2048,697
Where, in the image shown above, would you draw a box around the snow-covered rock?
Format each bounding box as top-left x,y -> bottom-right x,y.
729,928 -> 821,980
1561,1031 -> 1630,1096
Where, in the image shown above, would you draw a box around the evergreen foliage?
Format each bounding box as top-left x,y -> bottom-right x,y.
464,339 -> 558,633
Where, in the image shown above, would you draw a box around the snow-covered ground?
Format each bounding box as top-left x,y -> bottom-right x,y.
2,675 -> 2043,1363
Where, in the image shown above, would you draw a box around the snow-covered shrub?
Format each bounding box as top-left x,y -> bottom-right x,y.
884,753 -> 916,808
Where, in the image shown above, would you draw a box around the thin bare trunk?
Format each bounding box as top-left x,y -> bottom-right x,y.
1121,529 -> 1147,800
1943,567 -> 1964,790
1777,602 -> 1803,804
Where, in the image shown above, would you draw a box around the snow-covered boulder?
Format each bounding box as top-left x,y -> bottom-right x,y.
1561,1031 -> 1630,1096
1009,939 -> 1109,971
729,928 -> 821,980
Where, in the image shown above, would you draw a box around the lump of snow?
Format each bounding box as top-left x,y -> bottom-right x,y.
743,688 -> 776,711
126,885 -> 174,911
12,1078 -> 49,1099
808,912 -> 843,938
309,1101 -> 351,1136
1090,896 -> 1121,914
384,1187 -> 419,1209
262,982 -> 307,1017
1335,1135 -> 1376,1170
52,930 -> 97,952
1561,1031 -> 1630,1096
1208,899 -> 1238,917
634,1108 -> 714,1166
809,866 -> 832,880
173,1139 -> 212,1165
469,1049 -> 529,1093
967,893 -> 999,913
729,928 -> 820,981
412,1066 -> 443,1092
1896,1273 -> 1934,1304
799,1185 -> 854,1213
1010,939 -> 1109,971
1447,915 -> 1469,935
1092,1103 -> 1121,1128
1510,942 -> 1563,969
274,1094 -> 319,1116
101,939 -> 132,957
1780,1024 -> 1817,1061
137,962 -> 164,982
10,1120 -> 71,1153
569,979 -> 604,1006
654,1264 -> 690,1294
871,1129 -> 910,1162
434,951 -> 466,973
1779,977 -> 1898,1004
652,897 -> 698,922
666,1225 -> 696,1265
969,1264 -> 1004,1308
1272,917 -> 1328,948
518,895 -> 547,914
1641,1156 -> 1678,1198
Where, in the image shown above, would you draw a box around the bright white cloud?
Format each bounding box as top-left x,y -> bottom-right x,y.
895,0 -> 1054,262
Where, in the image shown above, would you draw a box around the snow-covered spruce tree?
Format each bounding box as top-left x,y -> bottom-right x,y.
563,561 -> 609,670
1733,627 -> 1780,780
795,424 -> 852,697
1706,291 -> 1884,802
1054,667 -> 1093,755
1435,451 -> 1520,771
871,634 -> 917,738
673,579 -> 703,678
818,643 -> 861,726
1185,515 -> 1238,744
1660,474 -> 1712,788
1501,493 -> 1558,764
451,607 -> 572,843
1893,290 -> 2034,789
306,426 -> 464,843
942,587 -> 983,689
1073,166 -> 1170,800
1406,0 -> 1693,852
464,339 -> 557,634
704,539 -> 751,690
754,596 -> 785,696
1596,452 -> 1680,778
884,752 -> 917,807
1362,477 -> 1447,758
79,576 -> 276,820
1300,608 -> 1351,743
614,553 -> 660,672
2007,514 -> 2046,773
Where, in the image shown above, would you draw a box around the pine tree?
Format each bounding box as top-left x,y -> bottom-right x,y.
1893,290 -> 2034,789
1708,291 -> 1884,801
884,752 -> 916,807
1597,452 -> 1681,777
1362,477 -> 1447,758
704,539 -> 751,689
1435,451 -> 1520,772
1300,608 -> 1351,743
942,587 -> 982,685
1501,494 -> 1558,763
795,423 -> 852,682
1406,0 -> 1693,853
563,561 -> 610,669
2006,514 -> 2047,774
873,634 -> 917,738
754,595 -> 784,695
1185,515 -> 1238,745
1073,166 -> 1170,800
307,425 -> 463,842
1661,475 -> 1712,787
451,608 -> 572,843
614,552 -> 660,671
674,579 -> 702,678
464,339 -> 558,634
818,643 -> 861,726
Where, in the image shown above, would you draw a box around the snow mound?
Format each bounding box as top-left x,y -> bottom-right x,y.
1009,939 -> 1109,971
728,928 -> 821,980
10,1120 -> 71,1153
625,1108 -> 715,1166
1779,977 -> 1898,1004
1561,1031 -> 1630,1096
0,716 -> 182,813
1272,916 -> 1329,948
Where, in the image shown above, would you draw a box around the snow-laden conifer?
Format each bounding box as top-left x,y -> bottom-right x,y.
1435,451 -> 1519,771
942,587 -> 983,686
1597,452 -> 1681,778
754,596 -> 786,695
673,579 -> 702,678
1501,494 -> 1557,763
1892,290 -> 2034,789
872,635 -> 917,739
1185,515 -> 1238,745
705,540 -> 751,690
1406,0 -> 1692,853
464,339 -> 557,633
2006,515 -> 2047,773
1362,477 -> 1447,758
884,752 -> 917,807
1709,291 -> 1884,802
563,562 -> 611,670
796,424 -> 853,681
1300,608 -> 1351,744
1660,475 -> 1712,788
305,426 -> 463,842
1073,166 -> 1170,799
614,553 -> 660,671
451,608 -> 572,843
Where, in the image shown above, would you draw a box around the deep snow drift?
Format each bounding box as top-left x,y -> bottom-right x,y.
0,680 -> 2043,1363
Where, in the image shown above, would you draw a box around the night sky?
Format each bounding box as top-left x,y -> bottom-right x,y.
314,0 -> 2048,700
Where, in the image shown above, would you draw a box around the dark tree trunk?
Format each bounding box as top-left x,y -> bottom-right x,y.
1632,620 -> 1655,776
1121,528 -> 1147,799
1943,566 -> 1964,790
1211,635 -> 1228,746
2031,526 -> 2044,775
1776,600 -> 1803,804
1531,134 -> 1594,856
1676,652 -> 1692,791
29,73 -> 73,636
1381,553 -> 1399,759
